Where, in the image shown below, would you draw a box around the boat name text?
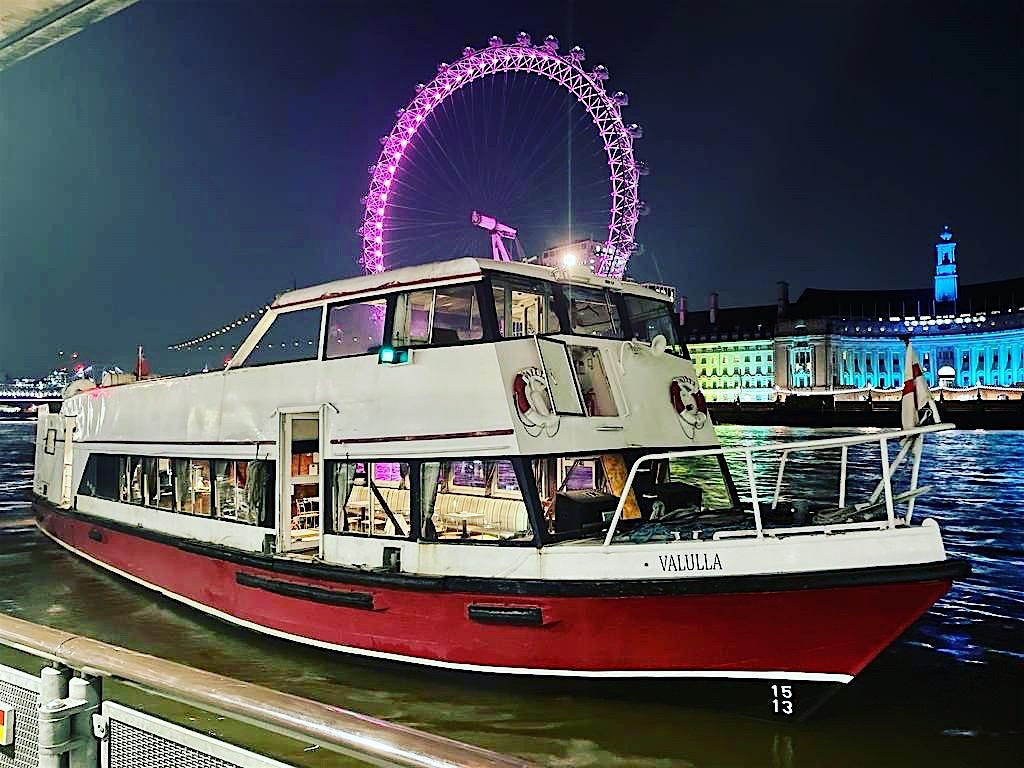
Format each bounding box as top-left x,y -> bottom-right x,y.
657,552 -> 723,572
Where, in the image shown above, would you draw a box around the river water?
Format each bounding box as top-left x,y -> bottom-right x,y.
0,420 -> 1021,766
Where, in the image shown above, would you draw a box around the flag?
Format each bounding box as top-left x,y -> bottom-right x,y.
901,341 -> 939,429
135,346 -> 151,379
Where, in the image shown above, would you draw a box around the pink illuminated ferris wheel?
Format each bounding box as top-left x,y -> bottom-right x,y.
358,32 -> 648,279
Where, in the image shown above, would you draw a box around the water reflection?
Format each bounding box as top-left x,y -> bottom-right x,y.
1,422 -> 1022,766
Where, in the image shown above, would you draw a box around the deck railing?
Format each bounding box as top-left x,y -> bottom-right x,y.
603,422 -> 954,545
0,613 -> 535,768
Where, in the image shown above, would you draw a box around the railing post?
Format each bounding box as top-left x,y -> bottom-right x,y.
771,450 -> 789,510
745,449 -> 764,537
838,445 -> 848,509
879,437 -> 895,528
906,435 -> 925,524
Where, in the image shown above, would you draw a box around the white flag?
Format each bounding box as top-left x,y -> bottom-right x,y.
901,342 -> 939,429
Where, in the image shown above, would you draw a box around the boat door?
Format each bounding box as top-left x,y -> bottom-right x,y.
279,412 -> 323,553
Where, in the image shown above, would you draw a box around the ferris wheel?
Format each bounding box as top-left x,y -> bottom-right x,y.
358,32 -> 648,279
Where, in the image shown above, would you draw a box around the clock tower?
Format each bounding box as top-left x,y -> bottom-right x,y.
934,225 -> 958,303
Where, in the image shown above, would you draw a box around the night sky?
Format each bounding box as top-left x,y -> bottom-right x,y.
1,0 -> 1020,376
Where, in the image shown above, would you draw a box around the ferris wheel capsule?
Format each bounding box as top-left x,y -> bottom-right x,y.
627,123 -> 644,139
515,31 -> 531,46
488,35 -> 503,47
543,35 -> 559,51
592,64 -> 609,81
568,45 -> 586,62
636,160 -> 650,176
638,201 -> 651,216
611,90 -> 629,106
415,82 -> 426,93
437,62 -> 448,72
462,46 -> 475,58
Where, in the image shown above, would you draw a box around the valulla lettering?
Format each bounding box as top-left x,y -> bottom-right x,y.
658,552 -> 723,573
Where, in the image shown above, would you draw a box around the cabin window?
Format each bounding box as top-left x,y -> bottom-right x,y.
327,460 -> 410,538
78,453 -> 272,526
44,429 -> 57,455
491,278 -> 559,337
624,294 -> 678,345
155,458 -> 174,510
243,307 -> 321,366
392,284 -> 483,347
325,298 -> 387,359
564,286 -> 622,339
172,459 -> 212,516
420,459 -> 532,542
142,457 -> 159,507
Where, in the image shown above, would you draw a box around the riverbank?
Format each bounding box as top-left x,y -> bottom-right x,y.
710,397 -> 1024,429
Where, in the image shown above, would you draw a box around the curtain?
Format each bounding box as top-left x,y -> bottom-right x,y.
329,461 -> 356,533
420,462 -> 441,539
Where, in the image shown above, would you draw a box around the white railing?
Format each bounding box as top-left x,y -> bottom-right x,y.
603,422 -> 954,546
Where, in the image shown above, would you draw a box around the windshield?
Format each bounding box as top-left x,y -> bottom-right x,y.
564,286 -> 622,338
624,294 -> 678,345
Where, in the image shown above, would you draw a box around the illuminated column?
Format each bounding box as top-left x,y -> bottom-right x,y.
934,226 -> 959,303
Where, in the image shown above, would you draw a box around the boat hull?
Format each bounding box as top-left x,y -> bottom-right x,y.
34,500 -> 963,718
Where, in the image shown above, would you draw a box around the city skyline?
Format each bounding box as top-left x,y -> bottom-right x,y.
1,0 -> 1021,375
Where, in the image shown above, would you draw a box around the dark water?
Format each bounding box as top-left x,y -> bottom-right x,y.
1,421 -> 1022,766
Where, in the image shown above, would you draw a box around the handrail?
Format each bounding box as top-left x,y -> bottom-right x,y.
0,613 -> 535,768
602,422 -> 954,545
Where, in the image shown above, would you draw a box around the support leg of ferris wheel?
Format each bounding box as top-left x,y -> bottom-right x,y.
471,210 -> 516,262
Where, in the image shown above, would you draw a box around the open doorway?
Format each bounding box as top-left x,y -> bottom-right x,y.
280,413 -> 322,554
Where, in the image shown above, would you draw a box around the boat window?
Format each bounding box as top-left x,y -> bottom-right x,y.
624,294 -> 678,345
491,278 -> 559,337
126,457 -> 144,505
420,459 -> 532,542
155,458 -> 174,510
392,284 -> 482,347
142,457 -> 159,507
325,298 -> 387,359
327,460 -> 410,538
532,454 -> 634,537
77,453 -> 272,526
564,286 -> 622,338
243,307 -> 321,366
172,459 -> 212,516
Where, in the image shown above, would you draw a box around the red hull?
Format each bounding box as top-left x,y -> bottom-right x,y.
35,504 -> 955,680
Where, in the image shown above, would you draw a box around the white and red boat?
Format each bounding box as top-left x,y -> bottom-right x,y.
32,257 -> 967,717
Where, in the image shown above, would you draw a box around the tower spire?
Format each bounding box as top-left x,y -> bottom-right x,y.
934,225 -> 958,303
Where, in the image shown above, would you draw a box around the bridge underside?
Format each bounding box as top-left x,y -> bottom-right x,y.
0,0 -> 137,73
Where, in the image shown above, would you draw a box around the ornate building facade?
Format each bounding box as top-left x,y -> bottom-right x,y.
680,228 -> 1024,398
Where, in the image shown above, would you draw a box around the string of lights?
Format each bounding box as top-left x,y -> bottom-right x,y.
167,304 -> 271,351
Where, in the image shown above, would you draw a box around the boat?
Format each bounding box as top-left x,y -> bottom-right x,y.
31,256 -> 969,718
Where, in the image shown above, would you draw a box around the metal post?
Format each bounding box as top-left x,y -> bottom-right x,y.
745,450 -> 763,536
906,436 -> 925,524
771,450 -> 789,509
38,665 -> 69,768
879,437 -> 895,528
69,675 -> 101,768
838,445 -> 848,509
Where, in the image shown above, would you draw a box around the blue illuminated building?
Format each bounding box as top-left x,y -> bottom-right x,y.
681,228 -> 1024,396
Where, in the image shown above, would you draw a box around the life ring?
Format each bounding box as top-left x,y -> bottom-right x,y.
512,368 -> 560,437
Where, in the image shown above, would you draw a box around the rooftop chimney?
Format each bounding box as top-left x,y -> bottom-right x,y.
679,295 -> 688,326
777,281 -> 790,317
709,292 -> 719,325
